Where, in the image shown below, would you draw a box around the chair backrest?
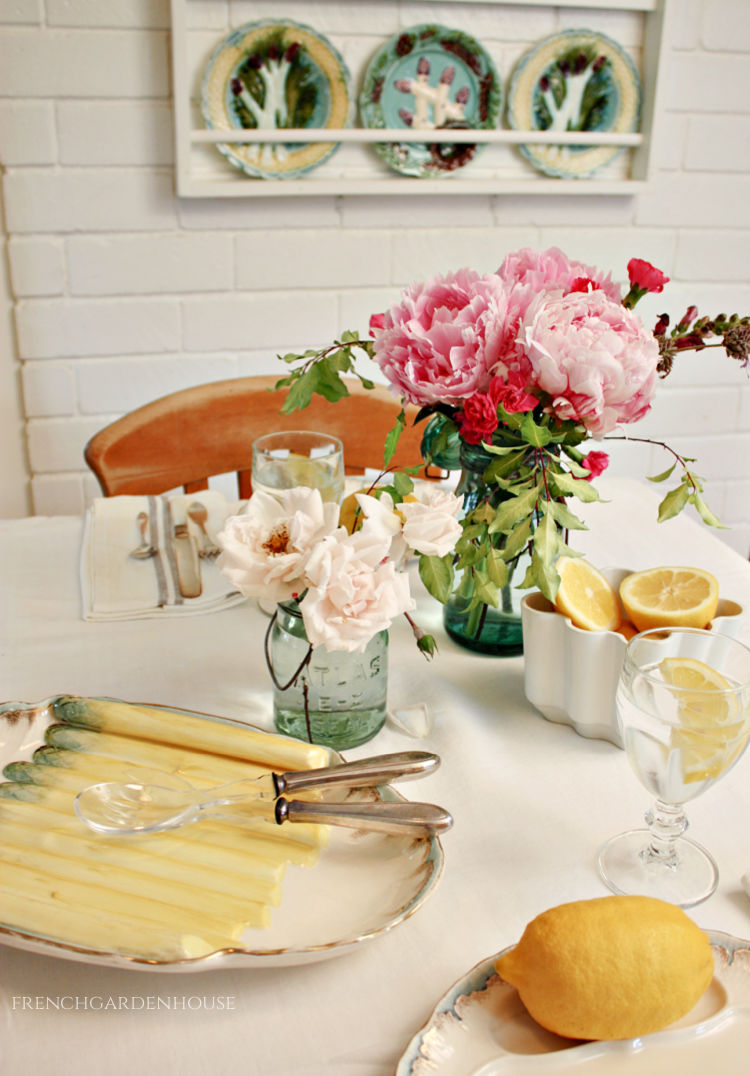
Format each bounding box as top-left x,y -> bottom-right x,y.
84,375 -> 432,498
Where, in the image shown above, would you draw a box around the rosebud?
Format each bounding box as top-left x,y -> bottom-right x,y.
677,305 -> 698,331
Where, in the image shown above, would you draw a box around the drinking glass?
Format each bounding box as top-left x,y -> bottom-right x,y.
598,627 -> 750,907
251,431 -> 345,504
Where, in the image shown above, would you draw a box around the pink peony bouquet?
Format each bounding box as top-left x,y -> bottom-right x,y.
276,248 -> 748,639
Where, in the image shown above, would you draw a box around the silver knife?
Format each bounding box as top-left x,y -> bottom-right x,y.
172,523 -> 202,598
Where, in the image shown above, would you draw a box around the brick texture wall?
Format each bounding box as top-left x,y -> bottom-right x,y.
1,0 -> 749,556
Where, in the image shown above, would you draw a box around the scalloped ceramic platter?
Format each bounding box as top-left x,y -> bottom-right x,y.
0,697 -> 444,972
397,932 -> 750,1075
201,20 -> 353,179
359,24 -> 502,177
507,29 -> 641,179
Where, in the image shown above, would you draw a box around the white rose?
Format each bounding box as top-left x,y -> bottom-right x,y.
217,487 -> 339,602
301,529 -> 414,652
355,490 -> 408,564
400,487 -> 463,557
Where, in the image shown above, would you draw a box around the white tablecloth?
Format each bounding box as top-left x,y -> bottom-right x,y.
2,478 -> 750,1075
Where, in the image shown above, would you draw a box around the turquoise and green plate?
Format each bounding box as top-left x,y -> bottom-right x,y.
507,29 -> 641,179
359,24 -> 502,178
201,20 -> 353,180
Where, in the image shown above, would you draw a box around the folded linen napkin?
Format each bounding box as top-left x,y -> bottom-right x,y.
81,491 -> 248,621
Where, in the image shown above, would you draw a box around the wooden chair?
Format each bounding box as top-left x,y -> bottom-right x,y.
84,375 -> 434,498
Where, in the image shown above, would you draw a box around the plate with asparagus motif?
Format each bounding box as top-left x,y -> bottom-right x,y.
506,29 -> 641,179
359,24 -> 502,177
0,696 -> 444,971
201,20 -> 354,179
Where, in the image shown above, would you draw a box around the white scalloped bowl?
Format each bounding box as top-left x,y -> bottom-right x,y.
521,567 -> 745,748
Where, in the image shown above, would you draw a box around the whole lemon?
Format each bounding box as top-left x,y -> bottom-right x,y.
495,895 -> 713,1040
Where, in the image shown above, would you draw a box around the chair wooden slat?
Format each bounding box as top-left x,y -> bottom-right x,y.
84,375 -> 434,498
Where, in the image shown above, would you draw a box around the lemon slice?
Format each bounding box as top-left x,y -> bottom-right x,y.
553,557 -> 622,632
661,657 -> 747,782
619,567 -> 719,632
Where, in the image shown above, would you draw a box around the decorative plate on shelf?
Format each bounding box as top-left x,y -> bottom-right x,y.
397,932 -> 750,1074
201,20 -> 353,180
359,24 -> 502,178
507,29 -> 641,179
0,696 -> 444,971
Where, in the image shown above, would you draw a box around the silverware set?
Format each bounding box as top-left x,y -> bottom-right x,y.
128,501 -> 221,597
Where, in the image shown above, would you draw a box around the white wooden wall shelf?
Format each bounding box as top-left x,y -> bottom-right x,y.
170,0 -> 667,198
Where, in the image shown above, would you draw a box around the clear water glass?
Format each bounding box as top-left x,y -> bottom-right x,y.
598,627 -> 750,906
251,430 -> 345,504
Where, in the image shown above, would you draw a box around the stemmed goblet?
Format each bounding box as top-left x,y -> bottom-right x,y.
598,627 -> 750,907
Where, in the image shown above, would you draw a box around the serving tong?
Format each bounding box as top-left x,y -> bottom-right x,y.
74,750 -> 452,837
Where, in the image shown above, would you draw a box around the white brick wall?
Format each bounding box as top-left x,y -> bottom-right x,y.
1,0 -> 749,560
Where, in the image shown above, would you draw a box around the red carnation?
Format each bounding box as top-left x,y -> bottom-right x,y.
627,258 -> 669,294
581,450 -> 610,480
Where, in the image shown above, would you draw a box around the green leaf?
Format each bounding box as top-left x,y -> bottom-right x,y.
499,515 -> 533,561
383,410 -> 406,467
647,462 -> 677,483
488,484 -> 541,534
280,373 -> 316,414
418,555 -> 454,604
472,569 -> 499,608
485,547 -> 509,588
520,411 -> 552,447
545,499 -> 588,531
532,513 -> 560,574
690,493 -> 725,529
484,449 -> 531,483
550,471 -> 602,503
391,471 -> 414,498
312,359 -> 351,402
657,483 -> 690,522
529,549 -> 561,602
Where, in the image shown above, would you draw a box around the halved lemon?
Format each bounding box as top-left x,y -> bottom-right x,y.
553,557 -> 622,632
619,567 -> 719,632
661,657 -> 747,782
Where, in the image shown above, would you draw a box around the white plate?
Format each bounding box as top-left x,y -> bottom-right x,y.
397,931 -> 750,1074
0,697 -> 444,972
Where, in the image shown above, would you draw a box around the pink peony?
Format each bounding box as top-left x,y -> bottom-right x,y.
369,269 -> 514,406
518,289 -> 659,436
497,247 -> 622,303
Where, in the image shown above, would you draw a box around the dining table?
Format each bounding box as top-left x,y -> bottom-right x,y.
1,475 -> 750,1076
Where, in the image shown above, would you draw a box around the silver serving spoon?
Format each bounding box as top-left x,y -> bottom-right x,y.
74,751 -> 451,836
129,511 -> 157,559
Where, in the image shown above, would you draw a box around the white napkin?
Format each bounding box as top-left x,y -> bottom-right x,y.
81,491 -> 248,620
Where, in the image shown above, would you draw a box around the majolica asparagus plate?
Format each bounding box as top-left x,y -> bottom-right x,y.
359,24 -> 502,177
201,19 -> 353,179
0,696 -> 444,971
397,932 -> 750,1074
507,29 -> 641,178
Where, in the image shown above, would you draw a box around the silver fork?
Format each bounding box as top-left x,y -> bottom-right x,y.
187,502 -> 220,557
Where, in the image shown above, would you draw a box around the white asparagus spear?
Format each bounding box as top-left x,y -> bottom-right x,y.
0,815 -> 282,906
0,888 -> 221,962
1,860 -> 267,941
52,695 -> 332,770
0,838 -> 271,923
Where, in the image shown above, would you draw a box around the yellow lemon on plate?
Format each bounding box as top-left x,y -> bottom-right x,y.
553,556 -> 622,632
619,566 -> 719,632
495,895 -> 713,1040
661,656 -> 749,783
